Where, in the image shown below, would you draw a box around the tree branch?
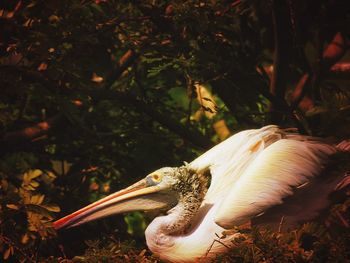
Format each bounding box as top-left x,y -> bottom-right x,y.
130,97 -> 213,149
88,89 -> 213,149
1,114 -> 64,147
269,0 -> 293,123
104,49 -> 138,88
0,64 -> 60,93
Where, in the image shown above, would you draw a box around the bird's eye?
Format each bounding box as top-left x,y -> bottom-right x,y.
146,173 -> 162,186
152,174 -> 162,182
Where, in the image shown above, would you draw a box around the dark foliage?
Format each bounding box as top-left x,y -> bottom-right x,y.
0,0 -> 349,262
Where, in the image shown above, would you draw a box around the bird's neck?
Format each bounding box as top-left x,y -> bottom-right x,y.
145,186 -> 207,254
166,192 -> 203,234
146,193 -> 201,243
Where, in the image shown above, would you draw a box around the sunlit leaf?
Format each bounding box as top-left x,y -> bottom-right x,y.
89,181 -> 99,191
3,247 -> 11,260
213,120 -> 231,140
41,171 -> 56,184
37,62 -> 48,71
27,169 -> 42,181
30,194 -> 45,205
21,234 -> 30,244
3,245 -> 14,260
91,72 -> 104,83
48,15 -> 60,23
6,204 -> 19,210
1,179 -> 8,191
29,181 -> 39,188
42,204 -> 60,212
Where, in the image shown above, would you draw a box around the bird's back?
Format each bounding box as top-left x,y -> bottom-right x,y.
190,125 -> 349,230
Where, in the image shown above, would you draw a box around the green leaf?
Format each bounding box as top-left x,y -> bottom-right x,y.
90,3 -> 104,13
124,212 -> 146,237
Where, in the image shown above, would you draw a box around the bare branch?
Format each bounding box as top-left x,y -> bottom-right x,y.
1,114 -> 64,146
104,49 -> 138,88
88,89 -> 213,149
269,0 -> 293,123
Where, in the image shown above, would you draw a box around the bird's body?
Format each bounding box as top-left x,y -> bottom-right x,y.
54,125 -> 350,263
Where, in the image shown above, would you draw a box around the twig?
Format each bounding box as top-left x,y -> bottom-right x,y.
0,65 -> 62,93
278,216 -> 285,233
104,49 -> 138,89
205,233 -> 230,257
100,90 -> 213,149
335,210 -> 349,228
0,235 -> 35,262
185,72 -> 194,125
16,93 -> 30,122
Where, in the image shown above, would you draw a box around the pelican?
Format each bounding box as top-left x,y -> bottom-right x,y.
54,125 -> 350,262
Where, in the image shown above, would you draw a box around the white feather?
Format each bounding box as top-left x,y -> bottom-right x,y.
214,139 -> 336,228
190,125 -> 284,202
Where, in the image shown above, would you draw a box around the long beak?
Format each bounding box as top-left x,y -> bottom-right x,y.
53,179 -> 174,230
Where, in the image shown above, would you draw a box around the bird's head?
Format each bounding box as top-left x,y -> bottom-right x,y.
53,165 -> 209,230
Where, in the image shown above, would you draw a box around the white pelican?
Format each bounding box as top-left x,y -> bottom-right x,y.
54,125 -> 350,262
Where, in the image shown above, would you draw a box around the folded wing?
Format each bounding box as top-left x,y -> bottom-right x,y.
214,138 -> 337,229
